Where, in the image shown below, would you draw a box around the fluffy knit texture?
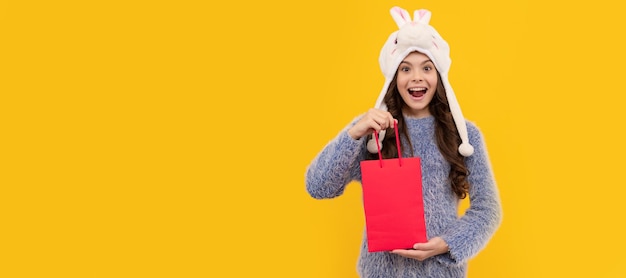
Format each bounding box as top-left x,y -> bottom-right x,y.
305,116 -> 502,278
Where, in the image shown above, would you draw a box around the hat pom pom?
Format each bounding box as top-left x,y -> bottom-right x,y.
367,138 -> 381,153
458,143 -> 474,157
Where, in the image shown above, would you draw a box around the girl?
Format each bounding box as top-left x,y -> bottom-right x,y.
305,7 -> 502,278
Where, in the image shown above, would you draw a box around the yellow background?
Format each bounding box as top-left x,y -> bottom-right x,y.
2,0 -> 625,277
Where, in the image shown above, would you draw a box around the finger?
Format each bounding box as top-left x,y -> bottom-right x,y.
376,111 -> 392,128
381,112 -> 395,129
385,113 -> 396,128
413,242 -> 434,251
391,249 -> 429,261
367,114 -> 385,130
379,116 -> 395,130
369,118 -> 384,132
368,109 -> 395,130
367,109 -> 388,126
390,249 -> 413,257
351,117 -> 378,139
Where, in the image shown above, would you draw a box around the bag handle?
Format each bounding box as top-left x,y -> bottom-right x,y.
372,121 -> 402,168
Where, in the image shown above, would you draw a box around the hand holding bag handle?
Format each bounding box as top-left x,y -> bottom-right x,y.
372,121 -> 403,167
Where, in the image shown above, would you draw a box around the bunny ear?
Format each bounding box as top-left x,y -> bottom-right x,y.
390,6 -> 411,28
413,9 -> 432,24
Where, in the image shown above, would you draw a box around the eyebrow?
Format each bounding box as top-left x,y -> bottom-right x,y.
400,59 -> 434,66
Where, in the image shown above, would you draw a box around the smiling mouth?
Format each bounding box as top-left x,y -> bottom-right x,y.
409,87 -> 426,97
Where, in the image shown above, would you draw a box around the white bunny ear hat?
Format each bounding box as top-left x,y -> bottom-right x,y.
366,6 -> 474,157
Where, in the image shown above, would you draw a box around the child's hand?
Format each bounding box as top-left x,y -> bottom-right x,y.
348,109 -> 396,140
390,237 -> 449,261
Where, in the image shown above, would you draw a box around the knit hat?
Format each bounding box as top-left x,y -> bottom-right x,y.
366,6 -> 474,157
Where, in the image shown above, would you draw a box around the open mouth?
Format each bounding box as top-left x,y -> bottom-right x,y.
408,87 -> 427,97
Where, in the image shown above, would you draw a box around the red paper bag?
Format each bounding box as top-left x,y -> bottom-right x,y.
360,123 -> 427,252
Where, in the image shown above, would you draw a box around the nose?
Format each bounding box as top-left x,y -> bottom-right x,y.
411,72 -> 423,82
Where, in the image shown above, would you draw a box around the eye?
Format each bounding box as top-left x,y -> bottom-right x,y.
400,66 -> 410,72
423,66 -> 432,71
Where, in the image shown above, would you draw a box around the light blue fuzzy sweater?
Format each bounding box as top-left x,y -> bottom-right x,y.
305,116 -> 502,278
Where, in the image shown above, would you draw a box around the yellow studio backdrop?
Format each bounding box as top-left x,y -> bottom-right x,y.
1,0 -> 625,277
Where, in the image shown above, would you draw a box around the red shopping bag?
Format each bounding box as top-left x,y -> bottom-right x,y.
360,122 -> 427,252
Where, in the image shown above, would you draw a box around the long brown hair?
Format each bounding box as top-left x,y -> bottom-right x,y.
366,71 -> 470,199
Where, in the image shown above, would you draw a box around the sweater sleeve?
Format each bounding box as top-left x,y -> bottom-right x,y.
305,117 -> 367,199
436,122 -> 503,266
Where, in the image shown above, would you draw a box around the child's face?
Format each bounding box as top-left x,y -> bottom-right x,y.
396,52 -> 438,118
